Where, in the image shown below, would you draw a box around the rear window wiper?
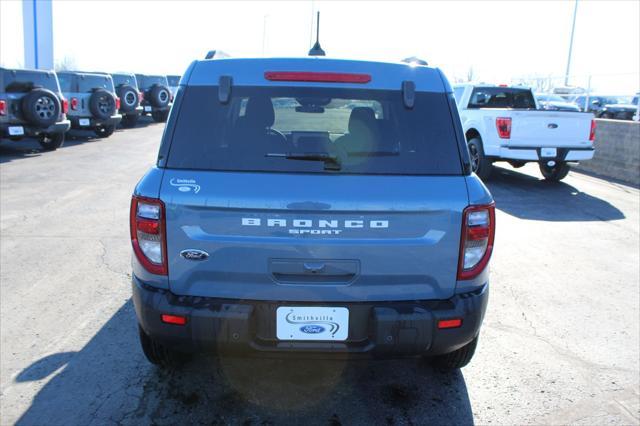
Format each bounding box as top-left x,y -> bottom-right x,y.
265,152 -> 342,170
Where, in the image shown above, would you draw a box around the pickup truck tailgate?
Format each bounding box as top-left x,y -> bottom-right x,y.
506,111 -> 593,147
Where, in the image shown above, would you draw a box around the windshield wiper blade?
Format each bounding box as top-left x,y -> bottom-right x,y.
265,152 -> 342,170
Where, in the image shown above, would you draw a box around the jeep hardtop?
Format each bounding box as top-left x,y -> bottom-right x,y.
131,57 -> 495,370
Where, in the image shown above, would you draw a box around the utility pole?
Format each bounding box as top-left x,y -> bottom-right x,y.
564,0 -> 579,86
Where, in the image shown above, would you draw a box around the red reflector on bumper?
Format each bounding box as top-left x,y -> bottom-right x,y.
438,318 -> 462,329
161,314 -> 187,325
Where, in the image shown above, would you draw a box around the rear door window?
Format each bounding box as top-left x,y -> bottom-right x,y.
165,86 -> 462,175
468,87 -> 536,109
112,74 -> 137,88
1,70 -> 60,92
78,75 -> 115,93
138,75 -> 168,89
167,76 -> 180,86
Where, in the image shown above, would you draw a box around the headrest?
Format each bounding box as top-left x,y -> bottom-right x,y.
348,107 -> 377,133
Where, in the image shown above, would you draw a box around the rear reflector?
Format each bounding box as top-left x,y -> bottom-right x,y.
589,119 -> 596,141
161,314 -> 187,326
264,71 -> 371,84
438,319 -> 462,329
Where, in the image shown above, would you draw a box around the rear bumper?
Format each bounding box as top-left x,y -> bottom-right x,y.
132,277 -> 489,358
121,106 -> 143,117
0,120 -> 70,138
140,104 -> 170,114
69,114 -> 122,129
495,146 -> 594,162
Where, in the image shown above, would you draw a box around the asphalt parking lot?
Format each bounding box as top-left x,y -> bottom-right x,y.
1,122 -> 638,425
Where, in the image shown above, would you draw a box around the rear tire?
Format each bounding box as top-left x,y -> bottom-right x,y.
151,110 -> 167,123
94,124 -> 115,138
138,325 -> 189,369
539,161 -> 570,181
121,114 -> 139,128
430,336 -> 478,371
38,132 -> 65,151
467,138 -> 493,180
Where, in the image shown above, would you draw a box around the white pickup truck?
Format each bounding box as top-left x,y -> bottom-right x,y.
453,84 -> 596,181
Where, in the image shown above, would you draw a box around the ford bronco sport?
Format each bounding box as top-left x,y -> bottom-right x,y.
111,72 -> 143,128
135,74 -> 171,123
0,67 -> 70,151
57,71 -> 122,138
131,57 -> 495,371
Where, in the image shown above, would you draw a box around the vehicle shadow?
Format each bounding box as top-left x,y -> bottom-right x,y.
15,300 -> 474,425
486,166 -> 625,222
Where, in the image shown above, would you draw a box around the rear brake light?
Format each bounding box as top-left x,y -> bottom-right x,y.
138,91 -> 144,102
264,71 -> 371,84
61,98 -> 68,114
589,119 -> 596,141
161,314 -> 187,325
0,100 -> 6,116
115,97 -> 121,110
130,195 -> 167,275
458,204 -> 495,280
71,97 -> 78,110
496,117 -> 512,139
438,319 -> 462,329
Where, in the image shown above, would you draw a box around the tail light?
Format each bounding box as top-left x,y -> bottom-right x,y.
138,91 -> 144,102
61,98 -> 68,114
130,195 -> 167,275
0,100 -> 6,116
496,117 -> 512,139
458,204 -> 495,280
71,97 -> 78,110
589,119 -> 596,141
115,97 -> 121,110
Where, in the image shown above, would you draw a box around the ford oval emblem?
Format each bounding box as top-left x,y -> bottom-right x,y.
180,249 -> 209,261
300,325 -> 325,334
548,123 -> 558,129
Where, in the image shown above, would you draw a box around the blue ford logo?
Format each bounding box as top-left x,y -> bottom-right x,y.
300,325 -> 325,334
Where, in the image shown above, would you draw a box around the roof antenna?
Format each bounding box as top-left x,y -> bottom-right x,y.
308,11 -> 326,56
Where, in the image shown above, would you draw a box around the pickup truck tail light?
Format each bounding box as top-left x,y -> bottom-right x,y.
130,195 -> 168,275
115,97 -> 121,110
496,117 -> 512,139
589,119 -> 596,141
0,100 -> 6,116
71,97 -> 78,110
458,204 -> 495,280
61,98 -> 68,114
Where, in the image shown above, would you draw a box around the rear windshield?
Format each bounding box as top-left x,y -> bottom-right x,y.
112,74 -> 137,88
137,75 -> 168,89
468,87 -> 536,109
167,76 -> 180,86
1,70 -> 59,92
78,75 -> 115,93
165,86 -> 462,175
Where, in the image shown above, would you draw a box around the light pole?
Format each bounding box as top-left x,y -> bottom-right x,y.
564,0 -> 579,86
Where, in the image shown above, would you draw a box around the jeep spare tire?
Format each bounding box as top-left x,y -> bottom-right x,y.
21,88 -> 61,127
89,89 -> 117,120
148,85 -> 170,108
116,84 -> 139,113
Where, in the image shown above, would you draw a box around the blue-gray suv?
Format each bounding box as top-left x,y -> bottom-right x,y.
130,57 -> 495,371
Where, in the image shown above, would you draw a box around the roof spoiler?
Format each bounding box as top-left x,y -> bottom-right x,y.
205,50 -> 231,60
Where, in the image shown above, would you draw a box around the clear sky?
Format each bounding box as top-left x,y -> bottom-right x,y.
1,0 -> 639,93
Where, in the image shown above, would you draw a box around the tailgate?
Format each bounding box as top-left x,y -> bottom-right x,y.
160,170 -> 468,302
507,111 -> 593,147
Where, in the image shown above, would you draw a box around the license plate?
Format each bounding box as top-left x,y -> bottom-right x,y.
8,126 -> 24,136
276,306 -> 349,341
79,118 -> 90,126
144,106 -> 152,112
541,148 -> 557,158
